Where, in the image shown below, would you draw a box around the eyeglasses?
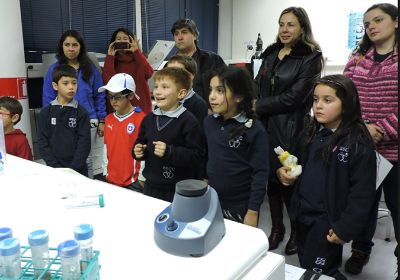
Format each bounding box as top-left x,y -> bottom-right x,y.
106,93 -> 128,101
0,111 -> 13,117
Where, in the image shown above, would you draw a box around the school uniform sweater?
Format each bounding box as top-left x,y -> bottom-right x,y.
38,99 -> 91,174
344,47 -> 398,161
133,107 -> 205,192
291,128 -> 377,242
204,114 -> 269,212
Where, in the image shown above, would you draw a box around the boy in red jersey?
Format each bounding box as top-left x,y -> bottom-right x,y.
99,73 -> 146,191
0,96 -> 33,160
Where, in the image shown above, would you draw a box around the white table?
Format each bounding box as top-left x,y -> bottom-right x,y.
0,155 -> 285,279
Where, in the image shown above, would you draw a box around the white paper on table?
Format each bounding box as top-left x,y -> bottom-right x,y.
285,264 -> 305,280
376,152 -> 393,189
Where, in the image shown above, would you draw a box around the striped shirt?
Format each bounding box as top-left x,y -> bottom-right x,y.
344,47 -> 398,161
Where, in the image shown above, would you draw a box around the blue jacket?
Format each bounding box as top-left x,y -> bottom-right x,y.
43,62 -> 106,120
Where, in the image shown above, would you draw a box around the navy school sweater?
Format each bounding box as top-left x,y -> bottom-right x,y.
204,114 -> 269,212
38,99 -> 91,174
133,109 -> 205,191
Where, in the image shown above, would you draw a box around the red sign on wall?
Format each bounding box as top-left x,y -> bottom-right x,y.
0,77 -> 28,99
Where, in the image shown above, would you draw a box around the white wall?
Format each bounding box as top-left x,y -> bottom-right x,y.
219,0 -> 397,66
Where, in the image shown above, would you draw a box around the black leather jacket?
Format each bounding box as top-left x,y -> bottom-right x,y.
255,41 -> 322,179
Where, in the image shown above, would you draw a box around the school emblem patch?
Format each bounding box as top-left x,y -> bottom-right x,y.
68,118 -> 77,128
127,123 -> 135,134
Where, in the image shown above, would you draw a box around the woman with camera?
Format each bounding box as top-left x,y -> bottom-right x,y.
102,28 -> 154,114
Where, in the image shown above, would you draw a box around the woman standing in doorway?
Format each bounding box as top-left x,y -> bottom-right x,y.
103,28 -> 154,114
255,7 -> 323,255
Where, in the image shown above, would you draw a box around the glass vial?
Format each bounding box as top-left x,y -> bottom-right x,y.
28,230 -> 50,279
74,224 -> 93,272
58,240 -> 81,280
0,237 -> 22,279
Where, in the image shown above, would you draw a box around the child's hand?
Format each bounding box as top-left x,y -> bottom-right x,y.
243,209 -> 259,228
153,141 -> 167,157
134,143 -> 147,159
326,229 -> 345,245
276,166 -> 297,186
97,123 -> 104,137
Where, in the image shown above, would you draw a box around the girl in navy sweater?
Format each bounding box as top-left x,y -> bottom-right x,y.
277,75 -> 376,279
204,66 -> 269,228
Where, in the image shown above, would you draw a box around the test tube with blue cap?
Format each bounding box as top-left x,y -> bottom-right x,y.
58,240 -> 81,280
28,229 -> 50,278
0,237 -> 22,279
0,228 -> 13,278
74,224 -> 94,272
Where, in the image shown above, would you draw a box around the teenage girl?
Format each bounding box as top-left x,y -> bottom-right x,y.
277,75 -> 376,279
205,66 -> 268,227
343,3 -> 398,275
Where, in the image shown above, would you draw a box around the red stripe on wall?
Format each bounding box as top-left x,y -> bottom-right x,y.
0,77 -> 28,99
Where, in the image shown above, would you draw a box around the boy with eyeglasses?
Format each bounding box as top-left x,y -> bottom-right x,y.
99,73 -> 146,191
0,96 -> 33,160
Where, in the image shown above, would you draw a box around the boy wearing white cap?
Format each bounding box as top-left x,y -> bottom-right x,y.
99,73 -> 146,191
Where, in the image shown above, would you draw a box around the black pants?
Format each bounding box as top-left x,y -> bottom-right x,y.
297,216 -> 343,277
143,181 -> 175,203
267,180 -> 294,221
351,162 -> 398,256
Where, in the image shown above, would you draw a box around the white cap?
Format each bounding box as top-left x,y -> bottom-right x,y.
98,73 -> 136,93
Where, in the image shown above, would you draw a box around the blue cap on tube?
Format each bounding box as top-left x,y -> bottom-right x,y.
0,237 -> 20,256
0,227 -> 12,241
74,224 -> 94,240
28,230 -> 49,246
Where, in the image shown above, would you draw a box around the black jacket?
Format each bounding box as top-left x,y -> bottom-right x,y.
38,101 -> 91,175
192,47 -> 226,102
291,129 -> 377,242
255,41 -> 322,180
133,110 -> 205,190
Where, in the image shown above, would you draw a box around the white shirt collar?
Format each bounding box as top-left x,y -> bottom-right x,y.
153,105 -> 186,118
50,98 -> 78,108
182,88 -> 195,103
212,112 -> 248,123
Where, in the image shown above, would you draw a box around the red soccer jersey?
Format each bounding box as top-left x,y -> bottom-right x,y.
104,107 -> 145,186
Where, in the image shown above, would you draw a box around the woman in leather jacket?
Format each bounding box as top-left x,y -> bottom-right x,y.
255,6 -> 323,255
